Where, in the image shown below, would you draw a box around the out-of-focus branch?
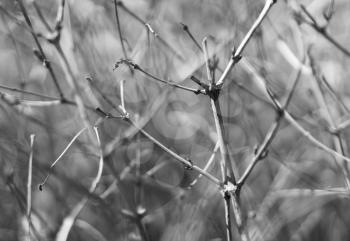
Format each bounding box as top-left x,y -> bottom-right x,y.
308,51 -> 350,189
115,1 -> 184,61
16,0 -> 65,99
26,134 -> 35,241
238,54 -> 304,187
299,4 -> 350,57
55,127 -> 104,241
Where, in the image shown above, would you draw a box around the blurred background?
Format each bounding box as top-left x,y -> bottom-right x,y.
1,0 -> 350,240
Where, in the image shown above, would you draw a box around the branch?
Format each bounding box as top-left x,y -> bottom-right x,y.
116,1 -> 184,61
39,127 -> 88,191
26,134 -> 35,241
16,0 -> 65,99
182,23 -> 274,107
113,0 -> 133,75
308,51 -> 350,189
216,0 -> 276,86
55,127 -> 104,241
300,4 -> 350,57
114,59 -> 206,95
187,141 -> 219,188
238,54 -> 305,187
124,118 -> 222,187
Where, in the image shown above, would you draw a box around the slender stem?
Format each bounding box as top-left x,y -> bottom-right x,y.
55,127 -> 103,241
238,55 -> 304,187
203,37 -> 236,241
27,134 -> 35,241
116,60 -> 205,94
119,79 -> 127,114
0,84 -> 58,100
308,52 -> 350,189
89,80 -> 213,188
300,5 -> 350,57
39,127 -> 87,190
113,0 -> 133,74
216,0 -> 276,86
224,194 -> 232,241
181,23 -> 202,51
284,104 -> 350,163
1,13 -> 26,88
54,0 -> 65,31
32,1 -> 53,32
320,75 -> 350,115
210,98 -> 235,183
16,0 -> 65,99
187,141 -> 219,188
116,1 -> 184,61
55,44 -> 94,141
182,24 -> 274,106
135,218 -> 150,241
125,118 -> 222,187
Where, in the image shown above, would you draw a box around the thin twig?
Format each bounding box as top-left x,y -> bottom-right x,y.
319,75 -> 350,115
91,79 -> 222,191
39,127 -> 87,190
32,1 -> 53,32
113,0 -> 133,75
182,23 -> 273,107
300,4 -> 350,57
0,84 -> 59,100
202,37 -> 213,85
114,59 -> 205,95
75,219 -> 109,241
95,79 -> 221,187
1,13 -> 27,88
0,4 -> 31,32
187,141 -> 220,188
0,91 -> 62,107
116,1 -> 184,61
26,134 -> 35,241
119,79 -> 127,115
54,44 -> 95,142
308,51 -> 350,189
16,0 -> 65,99
55,127 -> 103,241
54,0 -> 65,31
238,54 -> 305,187
124,118 -> 222,187
216,0 -> 276,86
278,97 -> 350,164
203,37 -> 236,241
118,78 -> 150,241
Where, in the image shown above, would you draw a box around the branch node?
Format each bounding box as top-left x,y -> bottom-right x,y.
223,190 -> 231,200
136,205 -> 147,219
232,52 -> 242,62
329,126 -> 340,136
116,1 -> 123,7
96,107 -> 111,118
183,158 -> 194,170
207,85 -> 221,100
180,23 -> 188,31
222,181 -> 237,196
114,59 -> 138,70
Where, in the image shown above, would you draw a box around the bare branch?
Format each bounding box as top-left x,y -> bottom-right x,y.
216,0 -> 276,86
